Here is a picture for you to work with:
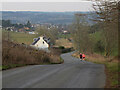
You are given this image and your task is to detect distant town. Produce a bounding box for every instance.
[1,19,70,35]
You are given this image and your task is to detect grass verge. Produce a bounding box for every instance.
[2,40,63,70]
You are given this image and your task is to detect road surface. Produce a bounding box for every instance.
[2,52,106,88]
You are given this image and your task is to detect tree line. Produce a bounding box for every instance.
[72,0,119,58]
[2,20,32,29]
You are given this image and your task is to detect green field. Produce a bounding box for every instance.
[58,33,71,39]
[3,30,73,47]
[3,30,38,45]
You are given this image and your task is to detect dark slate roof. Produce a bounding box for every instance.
[43,36,50,44]
[32,37,40,45]
[31,36,51,45]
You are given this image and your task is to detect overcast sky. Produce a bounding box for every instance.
[2,1,94,12]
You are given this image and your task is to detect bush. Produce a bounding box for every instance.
[94,40,104,54]
[59,46,65,49]
[2,40,62,69]
[2,41,35,65]
[51,46,74,54]
[61,48,73,53]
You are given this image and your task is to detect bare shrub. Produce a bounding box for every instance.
[2,40,35,65]
[2,40,62,68]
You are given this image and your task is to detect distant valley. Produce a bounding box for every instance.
[2,11,96,25]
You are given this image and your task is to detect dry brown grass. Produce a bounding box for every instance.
[2,40,62,69]
[2,40,35,65]
[55,38,73,48]
[72,51,118,63]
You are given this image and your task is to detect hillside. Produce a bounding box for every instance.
[2,11,96,25]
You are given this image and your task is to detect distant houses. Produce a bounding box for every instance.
[30,36,50,50]
[62,30,70,34]
[2,20,36,33]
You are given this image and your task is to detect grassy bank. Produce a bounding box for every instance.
[55,38,73,48]
[2,40,63,70]
[72,52,119,88]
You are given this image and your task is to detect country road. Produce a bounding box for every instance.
[2,52,106,88]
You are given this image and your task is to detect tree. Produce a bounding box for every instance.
[49,27,59,40]
[94,40,104,54]
[89,23,101,34]
[26,20,31,28]
[36,26,58,44]
[93,0,118,57]
[18,24,24,28]
[2,20,12,28]
[72,14,92,53]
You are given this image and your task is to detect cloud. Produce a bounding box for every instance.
[2,2,94,12]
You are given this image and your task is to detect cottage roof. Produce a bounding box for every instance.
[32,37,40,45]
[31,36,50,45]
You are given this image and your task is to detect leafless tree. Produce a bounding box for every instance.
[72,14,92,53]
[36,26,58,44]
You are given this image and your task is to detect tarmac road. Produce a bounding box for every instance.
[2,52,106,88]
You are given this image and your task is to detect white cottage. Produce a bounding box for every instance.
[30,36,50,50]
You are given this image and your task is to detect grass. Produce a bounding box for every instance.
[2,64,26,70]
[72,52,119,88]
[2,40,63,70]
[104,62,118,88]
[58,33,71,39]
[0,66,2,70]
[3,30,37,45]
[10,32,38,45]
[55,38,73,48]
[111,48,118,57]
[3,30,74,48]
[60,57,64,63]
